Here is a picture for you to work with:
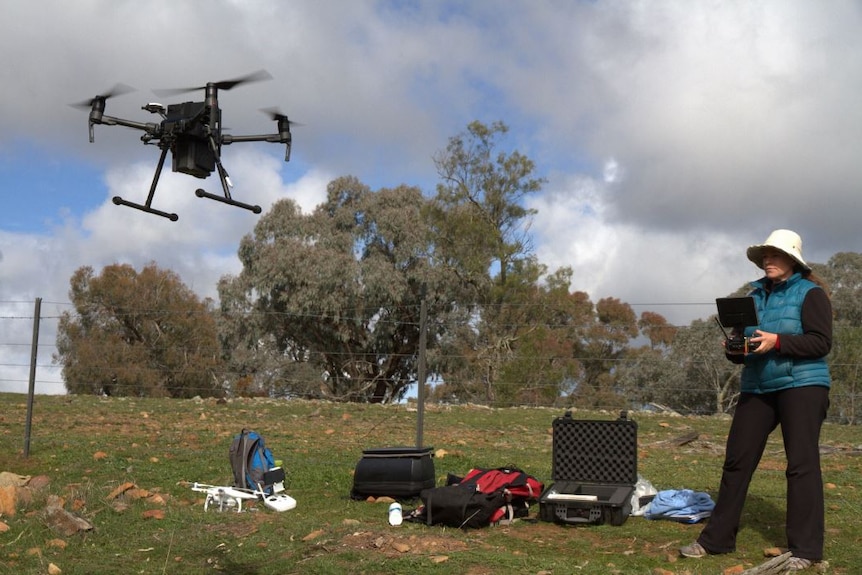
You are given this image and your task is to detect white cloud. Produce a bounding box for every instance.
[530,170,755,326]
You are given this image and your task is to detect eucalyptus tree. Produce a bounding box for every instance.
[218,176,461,403]
[429,120,553,404]
[666,319,742,414]
[55,263,224,398]
[431,120,545,289]
[612,311,678,410]
[431,262,590,406]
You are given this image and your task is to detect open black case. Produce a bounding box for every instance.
[539,411,637,526]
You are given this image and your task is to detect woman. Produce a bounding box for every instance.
[680,229,832,571]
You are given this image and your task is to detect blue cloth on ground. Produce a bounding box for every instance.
[644,489,715,523]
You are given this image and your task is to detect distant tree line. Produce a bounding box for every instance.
[54,121,862,424]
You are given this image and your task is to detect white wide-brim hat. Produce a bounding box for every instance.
[746,229,810,271]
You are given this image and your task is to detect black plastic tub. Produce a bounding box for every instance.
[351,446,436,499]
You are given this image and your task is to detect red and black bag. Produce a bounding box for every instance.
[412,467,544,528]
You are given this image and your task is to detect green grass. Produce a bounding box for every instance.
[1,393,860,574]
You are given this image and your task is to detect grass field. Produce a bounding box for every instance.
[1,393,860,574]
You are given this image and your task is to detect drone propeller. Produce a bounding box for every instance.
[258,108,299,162]
[69,83,135,109]
[71,84,137,144]
[261,106,287,121]
[260,107,302,125]
[153,70,273,97]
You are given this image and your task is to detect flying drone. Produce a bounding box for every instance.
[72,70,296,221]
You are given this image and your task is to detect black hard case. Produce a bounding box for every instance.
[539,411,637,526]
[351,446,435,499]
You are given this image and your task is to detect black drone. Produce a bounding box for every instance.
[72,70,295,221]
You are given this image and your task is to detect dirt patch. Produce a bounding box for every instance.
[757,458,786,471]
[202,510,270,538]
[339,529,469,557]
[204,521,260,538]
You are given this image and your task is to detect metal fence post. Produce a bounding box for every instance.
[24,297,41,458]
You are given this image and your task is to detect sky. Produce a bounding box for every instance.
[2,1,861,395]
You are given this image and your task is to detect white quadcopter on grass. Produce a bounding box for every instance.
[190,467,297,513]
[191,483,259,512]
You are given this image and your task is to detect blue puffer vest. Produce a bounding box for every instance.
[741,273,831,393]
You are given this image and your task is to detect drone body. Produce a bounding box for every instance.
[164,100,216,178]
[190,483,258,513]
[73,71,295,221]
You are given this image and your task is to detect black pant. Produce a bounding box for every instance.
[698,386,829,561]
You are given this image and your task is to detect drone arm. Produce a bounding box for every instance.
[221,133,280,143]
[95,114,161,134]
[221,132,292,161]
[88,114,161,144]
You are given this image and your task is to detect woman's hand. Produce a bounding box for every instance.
[749,330,778,353]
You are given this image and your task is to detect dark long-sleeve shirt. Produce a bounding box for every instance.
[777,287,832,358]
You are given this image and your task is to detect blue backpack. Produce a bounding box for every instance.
[229,429,276,493]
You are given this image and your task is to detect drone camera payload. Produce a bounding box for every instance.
[164,101,214,178]
[71,70,296,221]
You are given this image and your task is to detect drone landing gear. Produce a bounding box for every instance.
[195,189,262,214]
[111,137,262,220]
[112,196,179,221]
[194,133,262,214]
[112,146,180,221]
